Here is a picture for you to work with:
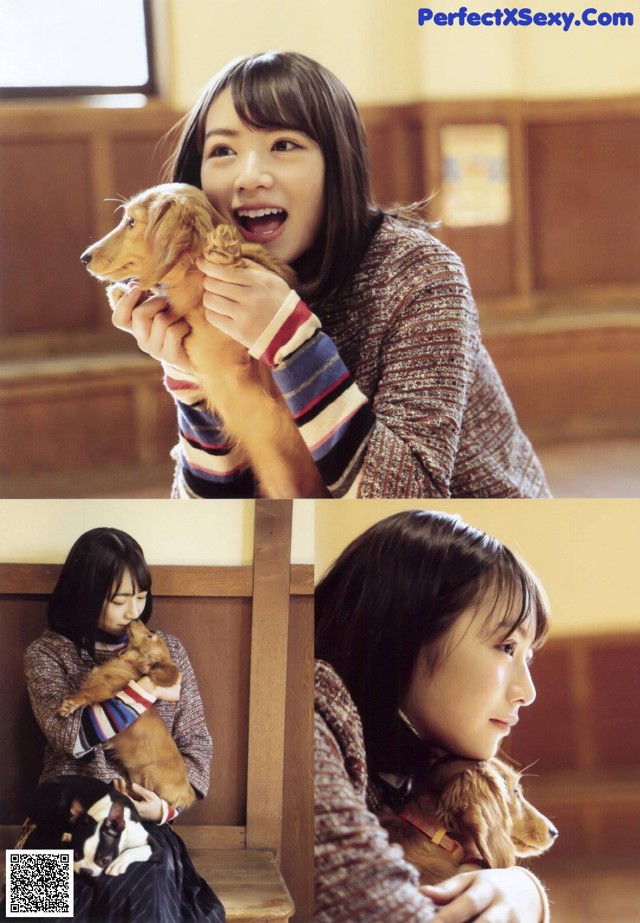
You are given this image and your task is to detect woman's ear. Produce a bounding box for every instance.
[437,762,516,868]
[146,192,213,282]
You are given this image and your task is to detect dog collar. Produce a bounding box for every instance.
[399,805,486,867]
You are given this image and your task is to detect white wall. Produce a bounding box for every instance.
[165,0,640,108]
[314,500,640,637]
[0,500,313,565]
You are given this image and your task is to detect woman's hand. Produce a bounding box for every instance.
[421,868,545,923]
[113,779,164,823]
[111,282,193,372]
[137,674,182,702]
[197,257,292,350]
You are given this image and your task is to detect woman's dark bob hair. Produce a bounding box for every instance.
[315,509,549,774]
[164,51,377,304]
[48,527,152,658]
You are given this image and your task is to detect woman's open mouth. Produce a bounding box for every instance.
[234,207,287,243]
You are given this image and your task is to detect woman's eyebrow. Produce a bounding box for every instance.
[204,128,239,140]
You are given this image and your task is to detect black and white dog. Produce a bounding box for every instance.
[27,775,160,877]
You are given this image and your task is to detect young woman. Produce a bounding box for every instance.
[112,51,550,500]
[314,509,551,923]
[22,527,224,923]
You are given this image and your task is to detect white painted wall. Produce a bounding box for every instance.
[314,499,640,636]
[165,0,640,108]
[0,500,314,565]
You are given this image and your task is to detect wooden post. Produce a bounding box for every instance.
[246,500,293,856]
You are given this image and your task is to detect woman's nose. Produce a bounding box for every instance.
[510,661,536,707]
[234,151,273,193]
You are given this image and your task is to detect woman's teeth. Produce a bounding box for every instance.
[236,207,285,219]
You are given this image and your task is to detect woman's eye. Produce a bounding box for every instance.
[272,139,298,152]
[500,641,516,656]
[207,145,234,158]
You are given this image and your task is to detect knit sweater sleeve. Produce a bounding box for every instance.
[356,263,479,498]
[253,252,480,497]
[163,364,257,498]
[315,710,437,923]
[24,637,92,757]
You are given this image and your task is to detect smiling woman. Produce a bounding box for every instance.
[200,88,325,265]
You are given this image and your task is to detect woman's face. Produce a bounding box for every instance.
[401,597,538,761]
[200,88,325,265]
[99,569,148,636]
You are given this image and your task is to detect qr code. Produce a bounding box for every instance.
[6,850,74,917]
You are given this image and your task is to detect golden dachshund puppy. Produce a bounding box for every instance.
[59,619,196,811]
[380,757,558,885]
[80,182,327,499]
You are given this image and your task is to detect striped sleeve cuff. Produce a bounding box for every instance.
[158,799,181,825]
[271,332,375,494]
[74,680,157,754]
[248,291,321,367]
[163,363,206,406]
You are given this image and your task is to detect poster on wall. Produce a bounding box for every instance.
[440,123,511,227]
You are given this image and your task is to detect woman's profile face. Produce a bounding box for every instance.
[401,597,537,760]
[99,568,148,636]
[200,87,325,266]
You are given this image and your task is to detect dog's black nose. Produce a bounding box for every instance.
[80,250,92,265]
[549,824,559,839]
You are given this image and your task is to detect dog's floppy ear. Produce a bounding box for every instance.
[145,190,214,282]
[437,762,516,868]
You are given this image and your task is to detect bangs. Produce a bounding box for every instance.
[229,63,319,140]
[195,54,321,153]
[105,533,152,599]
[477,549,550,648]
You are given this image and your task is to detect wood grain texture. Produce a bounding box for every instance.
[246,500,293,854]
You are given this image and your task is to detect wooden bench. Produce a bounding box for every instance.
[1,829,293,922]
[0,501,312,921]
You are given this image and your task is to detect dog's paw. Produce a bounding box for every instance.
[58,697,81,717]
[105,855,131,877]
[106,282,131,310]
[204,225,244,266]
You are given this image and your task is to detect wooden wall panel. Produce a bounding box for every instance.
[0,139,96,335]
[282,595,314,923]
[590,643,640,768]
[112,136,170,201]
[152,595,252,827]
[443,224,515,298]
[502,645,576,771]
[528,119,640,290]
[506,633,640,777]
[362,106,426,208]
[0,600,50,824]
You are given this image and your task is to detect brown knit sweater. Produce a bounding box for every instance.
[318,217,551,497]
[24,629,213,800]
[315,659,437,922]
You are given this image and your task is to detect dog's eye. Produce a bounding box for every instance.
[127,216,135,228]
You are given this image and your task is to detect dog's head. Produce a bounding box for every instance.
[434,757,558,868]
[71,794,133,877]
[127,620,180,687]
[80,182,228,288]
[27,775,150,877]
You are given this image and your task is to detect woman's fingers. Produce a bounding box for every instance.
[421,868,540,923]
[422,873,493,921]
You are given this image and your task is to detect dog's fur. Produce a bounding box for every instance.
[380,757,557,885]
[80,182,327,499]
[27,774,160,877]
[59,620,196,811]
